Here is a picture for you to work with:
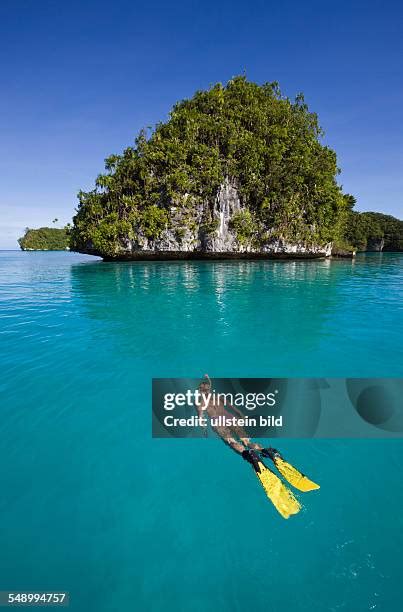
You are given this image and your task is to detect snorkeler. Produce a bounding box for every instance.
[197,374,263,453]
[197,374,320,519]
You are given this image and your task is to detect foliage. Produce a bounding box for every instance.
[200,217,220,235]
[18,227,69,250]
[229,210,258,244]
[140,205,168,239]
[71,76,353,256]
[345,211,403,251]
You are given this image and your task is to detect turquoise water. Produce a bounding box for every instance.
[0,251,402,611]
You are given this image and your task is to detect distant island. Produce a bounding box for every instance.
[346,211,402,252]
[18,226,69,251]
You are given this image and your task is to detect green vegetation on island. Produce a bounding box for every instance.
[71,77,354,258]
[345,211,403,251]
[18,226,70,251]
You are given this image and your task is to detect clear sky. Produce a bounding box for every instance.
[0,0,402,248]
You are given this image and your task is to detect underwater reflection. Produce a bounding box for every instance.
[69,259,344,370]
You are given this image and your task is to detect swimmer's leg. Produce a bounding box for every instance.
[214,425,246,454]
[224,436,246,454]
[232,425,263,451]
[240,438,263,451]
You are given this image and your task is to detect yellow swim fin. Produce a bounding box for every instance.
[262,448,320,492]
[255,461,302,519]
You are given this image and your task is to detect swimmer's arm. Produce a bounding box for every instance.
[203,373,212,387]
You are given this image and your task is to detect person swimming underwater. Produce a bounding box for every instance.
[197,374,264,454]
[196,374,320,519]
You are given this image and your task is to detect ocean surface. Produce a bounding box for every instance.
[0,251,402,612]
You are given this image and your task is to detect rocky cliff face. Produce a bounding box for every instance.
[95,180,332,260]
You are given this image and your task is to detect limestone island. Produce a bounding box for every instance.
[70,77,396,261]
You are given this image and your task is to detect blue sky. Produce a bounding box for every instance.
[0,0,402,248]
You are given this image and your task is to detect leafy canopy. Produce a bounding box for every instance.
[18,227,69,251]
[345,211,403,251]
[71,76,351,256]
